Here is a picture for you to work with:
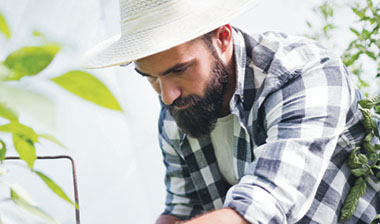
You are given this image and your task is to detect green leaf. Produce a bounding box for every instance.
[365,51,376,60]
[38,133,66,148]
[0,101,18,122]
[0,139,6,162]
[352,7,366,19]
[351,168,367,177]
[371,213,380,224]
[364,141,376,153]
[4,44,60,80]
[51,70,122,111]
[13,134,36,169]
[10,185,57,224]
[339,177,367,222]
[364,133,374,142]
[350,27,361,37]
[358,154,369,165]
[360,108,374,132]
[0,122,39,143]
[344,52,361,67]
[34,170,78,209]
[0,12,10,39]
[348,147,363,169]
[372,120,379,138]
[306,21,312,28]
[0,83,56,130]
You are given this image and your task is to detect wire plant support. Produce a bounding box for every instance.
[4,155,81,224]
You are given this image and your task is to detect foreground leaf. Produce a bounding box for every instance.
[371,213,380,224]
[13,134,36,169]
[0,101,18,122]
[10,185,57,224]
[34,170,78,209]
[4,44,60,80]
[0,83,56,130]
[340,177,367,222]
[0,122,39,143]
[51,70,122,111]
[0,12,10,39]
[38,133,66,148]
[0,139,6,162]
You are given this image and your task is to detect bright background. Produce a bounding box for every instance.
[0,0,357,223]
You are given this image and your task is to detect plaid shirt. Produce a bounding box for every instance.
[157,27,379,223]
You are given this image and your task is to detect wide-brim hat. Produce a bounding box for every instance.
[81,0,260,69]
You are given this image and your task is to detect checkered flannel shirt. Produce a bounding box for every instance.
[157,27,380,223]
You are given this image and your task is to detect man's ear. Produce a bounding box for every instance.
[214,24,233,53]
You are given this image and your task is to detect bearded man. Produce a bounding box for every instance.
[81,0,380,223]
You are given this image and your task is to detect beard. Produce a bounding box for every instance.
[166,55,231,138]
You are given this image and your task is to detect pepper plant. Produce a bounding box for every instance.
[0,11,122,223]
[305,0,380,222]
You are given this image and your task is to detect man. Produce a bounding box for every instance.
[82,0,379,223]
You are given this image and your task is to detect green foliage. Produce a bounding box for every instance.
[10,185,57,224]
[0,9,121,222]
[340,93,380,222]
[34,170,78,209]
[0,139,6,162]
[306,0,380,94]
[0,12,10,39]
[340,177,367,222]
[0,101,18,122]
[52,70,122,111]
[3,44,60,80]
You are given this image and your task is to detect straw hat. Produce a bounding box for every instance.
[81,0,259,69]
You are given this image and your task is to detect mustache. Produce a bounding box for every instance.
[169,95,201,108]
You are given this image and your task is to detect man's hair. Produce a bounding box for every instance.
[200,29,218,58]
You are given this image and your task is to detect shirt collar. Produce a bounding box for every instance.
[230,27,247,111]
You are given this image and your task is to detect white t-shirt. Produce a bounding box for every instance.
[210,113,239,185]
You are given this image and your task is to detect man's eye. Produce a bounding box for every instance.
[172,67,188,74]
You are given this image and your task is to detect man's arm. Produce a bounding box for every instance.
[182,208,248,224]
[156,214,182,224]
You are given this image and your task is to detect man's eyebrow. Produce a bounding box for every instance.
[134,68,151,77]
[134,60,194,77]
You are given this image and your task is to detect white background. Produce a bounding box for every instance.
[0,0,363,223]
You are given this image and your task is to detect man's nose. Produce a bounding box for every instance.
[159,78,181,105]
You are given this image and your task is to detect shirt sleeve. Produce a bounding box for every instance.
[223,57,354,223]
[158,111,203,220]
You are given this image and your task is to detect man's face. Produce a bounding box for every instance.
[135,37,231,138]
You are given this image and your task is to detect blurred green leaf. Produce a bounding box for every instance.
[371,213,380,224]
[0,122,39,143]
[4,44,60,80]
[38,133,66,149]
[0,83,56,131]
[0,101,18,122]
[52,70,122,111]
[0,139,6,162]
[0,12,10,39]
[350,27,361,37]
[34,170,78,209]
[13,134,36,169]
[32,30,43,37]
[10,185,57,224]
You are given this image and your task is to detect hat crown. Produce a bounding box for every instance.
[119,0,173,21]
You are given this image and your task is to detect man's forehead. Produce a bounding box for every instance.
[134,39,203,73]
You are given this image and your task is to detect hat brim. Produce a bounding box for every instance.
[81,0,260,69]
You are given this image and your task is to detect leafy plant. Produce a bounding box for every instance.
[340,94,380,223]
[306,0,380,96]
[0,11,122,222]
[305,0,380,222]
